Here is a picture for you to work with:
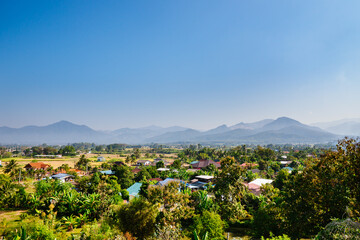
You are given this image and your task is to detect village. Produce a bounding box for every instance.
[2,142,348,240]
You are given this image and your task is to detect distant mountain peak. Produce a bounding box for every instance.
[50,120,76,126]
[139,125,163,131]
[230,119,274,130]
[261,117,303,131]
[275,117,300,122]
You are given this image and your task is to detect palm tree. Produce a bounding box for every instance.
[4,159,18,173]
[0,181,15,202]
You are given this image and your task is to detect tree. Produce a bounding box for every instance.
[272,169,290,191]
[4,159,18,174]
[134,168,152,182]
[59,146,76,156]
[172,159,182,169]
[244,170,257,182]
[134,148,141,159]
[75,155,90,170]
[213,157,249,223]
[31,146,43,156]
[115,197,158,239]
[156,161,165,169]
[113,165,134,189]
[194,211,225,240]
[279,138,360,238]
[43,146,57,155]
[147,181,194,226]
[314,218,360,240]
[191,190,214,214]
[255,147,276,171]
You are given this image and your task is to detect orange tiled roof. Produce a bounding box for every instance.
[25,162,50,170]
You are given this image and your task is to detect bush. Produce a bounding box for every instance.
[261,234,291,240]
[120,189,129,201]
[194,211,225,240]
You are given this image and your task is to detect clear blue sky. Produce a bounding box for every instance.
[1,0,360,130]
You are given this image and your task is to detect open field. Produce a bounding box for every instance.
[0,210,27,233]
[0,152,177,170]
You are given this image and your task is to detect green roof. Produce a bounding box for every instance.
[127,182,142,197]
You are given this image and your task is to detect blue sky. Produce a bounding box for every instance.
[1,0,360,130]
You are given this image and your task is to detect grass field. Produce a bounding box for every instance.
[0,152,176,170]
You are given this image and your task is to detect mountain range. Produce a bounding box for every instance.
[1,117,359,145]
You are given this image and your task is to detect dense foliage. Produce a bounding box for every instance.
[0,138,359,239]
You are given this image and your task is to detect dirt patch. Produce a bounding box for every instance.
[0,210,26,221]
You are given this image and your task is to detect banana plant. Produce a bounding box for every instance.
[193,230,208,240]
[62,215,78,231]
[75,213,88,227]
[14,226,31,240]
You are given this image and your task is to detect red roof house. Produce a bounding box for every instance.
[24,162,50,170]
[191,159,221,169]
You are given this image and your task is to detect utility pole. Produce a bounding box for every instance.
[18,169,21,184]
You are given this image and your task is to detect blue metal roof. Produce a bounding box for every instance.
[127,182,142,197]
[51,173,72,179]
[100,170,115,175]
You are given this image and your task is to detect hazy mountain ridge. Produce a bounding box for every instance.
[312,119,360,136]
[144,117,339,144]
[0,121,110,145]
[325,122,360,136]
[0,117,345,145]
[229,119,274,130]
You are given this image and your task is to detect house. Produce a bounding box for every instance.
[282,167,293,173]
[195,175,214,183]
[279,161,292,166]
[24,162,50,171]
[51,173,74,183]
[127,182,142,199]
[249,178,273,186]
[245,178,274,196]
[191,159,221,169]
[187,180,208,190]
[34,155,62,158]
[157,168,178,173]
[131,168,141,174]
[97,156,105,162]
[157,167,170,172]
[136,160,151,166]
[148,178,162,183]
[55,168,84,176]
[151,159,170,167]
[100,170,115,175]
[156,178,184,187]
